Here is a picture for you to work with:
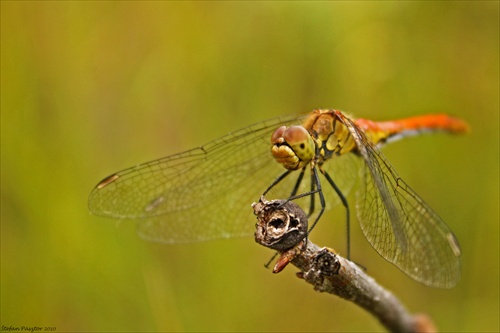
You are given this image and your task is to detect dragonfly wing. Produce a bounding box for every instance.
[88,114,310,243]
[137,157,289,243]
[339,115,461,288]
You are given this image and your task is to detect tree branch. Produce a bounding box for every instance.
[252,197,437,333]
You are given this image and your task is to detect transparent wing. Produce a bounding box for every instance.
[88,113,358,244]
[340,115,461,288]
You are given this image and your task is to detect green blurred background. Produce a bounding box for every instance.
[1,2,498,332]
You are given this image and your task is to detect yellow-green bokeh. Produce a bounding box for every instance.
[1,2,498,332]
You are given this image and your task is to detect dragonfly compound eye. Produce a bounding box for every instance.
[283,126,315,162]
[271,125,315,170]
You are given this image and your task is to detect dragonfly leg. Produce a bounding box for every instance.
[289,167,316,217]
[320,168,351,261]
[305,166,326,234]
[264,252,279,269]
[308,170,316,217]
[262,170,292,196]
[290,167,306,197]
[301,169,318,250]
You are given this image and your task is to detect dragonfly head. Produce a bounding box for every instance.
[271,125,315,170]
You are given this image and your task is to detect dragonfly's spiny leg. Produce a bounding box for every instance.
[321,168,351,260]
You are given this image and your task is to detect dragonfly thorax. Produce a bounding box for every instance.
[270,125,316,170]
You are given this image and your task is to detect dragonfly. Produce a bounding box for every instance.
[89,109,468,288]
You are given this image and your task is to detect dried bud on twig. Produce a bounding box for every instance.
[253,196,307,251]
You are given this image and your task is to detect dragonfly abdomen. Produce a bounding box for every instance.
[355,114,469,146]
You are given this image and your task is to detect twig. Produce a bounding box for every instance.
[252,197,437,333]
